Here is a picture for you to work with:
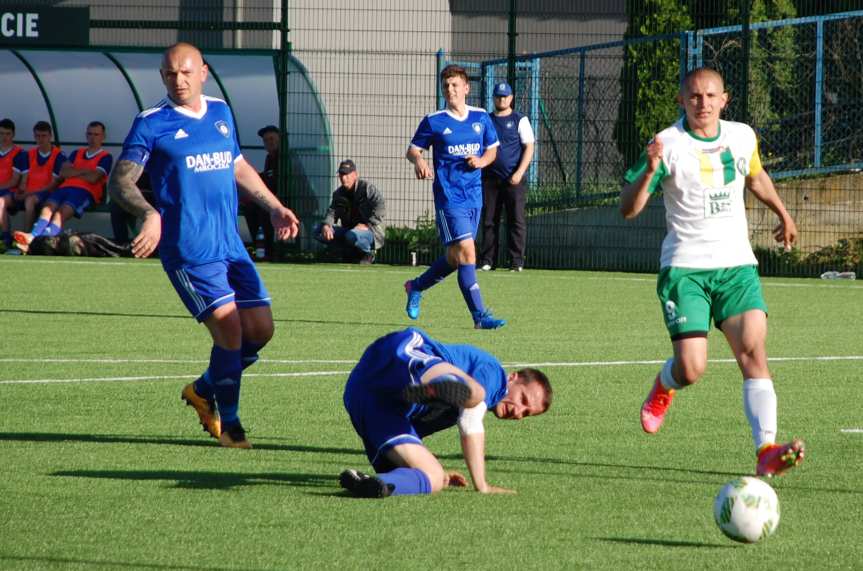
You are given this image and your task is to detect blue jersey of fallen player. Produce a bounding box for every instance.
[118,95,246,270]
[403,329,509,438]
[409,106,499,210]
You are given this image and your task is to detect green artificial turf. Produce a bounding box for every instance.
[1,257,861,569]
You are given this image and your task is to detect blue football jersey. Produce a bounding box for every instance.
[410,106,499,209]
[118,96,246,270]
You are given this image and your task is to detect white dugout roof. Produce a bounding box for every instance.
[0,48,333,209]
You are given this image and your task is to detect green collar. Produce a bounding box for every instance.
[683,119,721,142]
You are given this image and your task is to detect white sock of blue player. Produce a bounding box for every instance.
[413,256,454,290]
[659,357,685,390]
[377,467,432,495]
[742,378,777,451]
[457,264,485,315]
[208,345,243,427]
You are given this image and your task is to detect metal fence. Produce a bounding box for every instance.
[7,1,862,276]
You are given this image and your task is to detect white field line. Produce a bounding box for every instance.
[840,429,863,434]
[3,257,861,288]
[0,371,349,385]
[0,358,356,365]
[585,276,863,289]
[1,355,861,385]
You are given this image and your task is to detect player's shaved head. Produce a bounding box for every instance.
[160,42,208,109]
[162,42,203,68]
[682,67,725,95]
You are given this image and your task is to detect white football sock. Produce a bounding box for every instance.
[659,358,683,390]
[743,378,777,452]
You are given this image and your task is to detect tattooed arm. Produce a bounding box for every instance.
[234,157,300,240]
[108,159,160,258]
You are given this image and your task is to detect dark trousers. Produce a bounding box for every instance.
[479,176,526,268]
[244,202,275,258]
[110,191,156,244]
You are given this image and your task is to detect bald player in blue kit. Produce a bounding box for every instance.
[108,42,300,449]
[404,65,507,330]
[340,328,552,498]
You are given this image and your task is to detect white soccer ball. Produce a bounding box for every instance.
[713,476,780,543]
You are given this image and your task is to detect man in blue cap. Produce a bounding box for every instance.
[479,81,535,272]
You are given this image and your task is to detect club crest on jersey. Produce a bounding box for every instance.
[472,122,483,133]
[215,120,230,138]
[736,157,748,175]
[506,121,514,129]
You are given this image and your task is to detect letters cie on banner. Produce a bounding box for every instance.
[0,7,89,47]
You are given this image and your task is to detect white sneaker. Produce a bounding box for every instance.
[480,264,492,271]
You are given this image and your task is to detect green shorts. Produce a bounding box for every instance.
[656,265,767,340]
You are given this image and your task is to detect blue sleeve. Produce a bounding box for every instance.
[482,112,499,149]
[410,116,433,150]
[14,152,27,172]
[97,153,113,174]
[118,116,153,166]
[228,112,242,159]
[54,151,68,175]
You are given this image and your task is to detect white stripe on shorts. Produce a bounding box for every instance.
[437,208,451,243]
[176,269,206,314]
[371,433,423,466]
[196,293,235,319]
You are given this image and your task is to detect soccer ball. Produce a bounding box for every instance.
[713,476,780,543]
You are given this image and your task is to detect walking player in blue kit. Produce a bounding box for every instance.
[340,328,552,498]
[108,42,300,449]
[404,65,506,329]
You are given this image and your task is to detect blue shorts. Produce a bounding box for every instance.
[46,186,93,218]
[166,254,271,322]
[1,190,49,214]
[436,207,480,245]
[343,328,445,472]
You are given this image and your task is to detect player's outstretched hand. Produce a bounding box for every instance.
[444,471,468,487]
[646,135,663,172]
[271,206,300,241]
[132,211,161,258]
[773,215,798,251]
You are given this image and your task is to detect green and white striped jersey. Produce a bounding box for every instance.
[624,118,763,269]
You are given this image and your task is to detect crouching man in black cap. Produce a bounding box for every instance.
[314,159,386,264]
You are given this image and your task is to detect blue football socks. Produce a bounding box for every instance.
[42,222,62,237]
[413,255,454,291]
[207,345,243,426]
[378,467,432,496]
[1,231,10,247]
[30,218,50,237]
[457,264,485,314]
[241,340,265,370]
[193,370,214,400]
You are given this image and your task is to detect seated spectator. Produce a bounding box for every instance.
[241,125,279,260]
[110,170,155,247]
[5,121,65,252]
[0,118,28,249]
[14,121,112,252]
[313,159,385,264]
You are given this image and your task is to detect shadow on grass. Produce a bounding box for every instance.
[594,537,734,549]
[0,553,271,570]
[0,307,405,327]
[52,468,333,491]
[0,431,363,456]
[437,452,742,478]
